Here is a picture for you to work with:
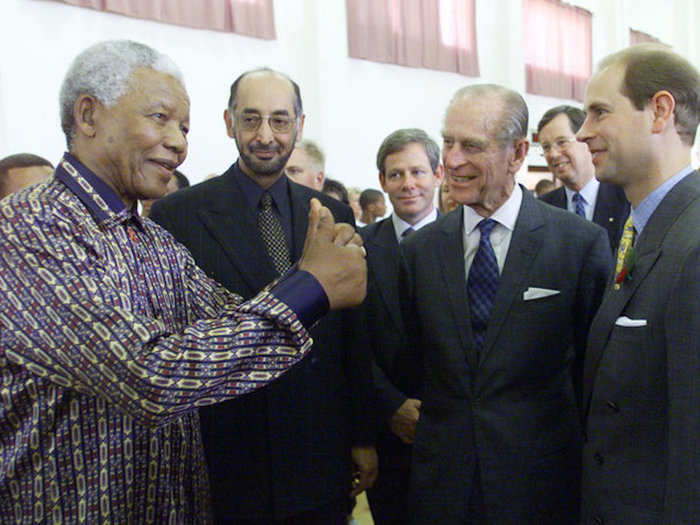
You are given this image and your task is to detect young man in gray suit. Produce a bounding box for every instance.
[577,44,700,524]
[400,84,612,523]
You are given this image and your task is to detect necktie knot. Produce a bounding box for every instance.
[401,227,415,242]
[260,191,273,210]
[477,218,497,238]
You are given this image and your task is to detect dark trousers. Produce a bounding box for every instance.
[367,462,411,525]
[225,498,347,525]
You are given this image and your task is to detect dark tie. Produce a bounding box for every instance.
[572,192,586,218]
[400,227,415,242]
[257,191,292,275]
[467,219,500,353]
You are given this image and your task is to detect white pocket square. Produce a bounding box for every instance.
[523,287,560,301]
[615,316,647,327]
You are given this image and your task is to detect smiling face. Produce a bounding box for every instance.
[538,113,594,191]
[285,147,323,190]
[441,95,526,217]
[577,63,653,191]
[86,67,189,208]
[379,141,442,224]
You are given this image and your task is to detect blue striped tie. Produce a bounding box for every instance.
[572,192,586,218]
[467,219,500,353]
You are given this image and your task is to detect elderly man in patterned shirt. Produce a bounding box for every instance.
[0,40,367,524]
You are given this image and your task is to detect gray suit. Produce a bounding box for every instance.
[581,172,700,523]
[401,189,612,524]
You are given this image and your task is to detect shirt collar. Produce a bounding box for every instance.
[233,160,290,214]
[462,183,522,234]
[55,152,138,226]
[391,207,438,242]
[564,176,599,206]
[631,164,693,236]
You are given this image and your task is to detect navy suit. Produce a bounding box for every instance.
[150,162,373,522]
[400,190,612,523]
[540,183,629,255]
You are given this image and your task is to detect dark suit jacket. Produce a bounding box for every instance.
[540,182,629,254]
[581,172,700,524]
[150,162,373,521]
[400,190,612,524]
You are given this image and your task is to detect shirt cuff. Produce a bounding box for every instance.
[269,267,329,329]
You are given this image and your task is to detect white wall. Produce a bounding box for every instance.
[1,0,699,192]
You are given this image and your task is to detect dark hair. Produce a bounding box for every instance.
[534,178,556,197]
[172,170,190,189]
[376,128,440,174]
[228,67,303,117]
[537,105,585,134]
[359,189,384,210]
[599,44,700,146]
[322,178,349,204]
[0,153,53,197]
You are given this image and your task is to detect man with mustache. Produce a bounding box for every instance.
[150,68,377,524]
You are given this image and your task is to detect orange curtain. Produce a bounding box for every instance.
[346,0,479,77]
[524,0,591,101]
[55,0,276,39]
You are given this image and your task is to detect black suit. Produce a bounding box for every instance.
[359,216,432,524]
[540,183,629,254]
[581,172,700,523]
[400,190,612,524]
[150,162,373,522]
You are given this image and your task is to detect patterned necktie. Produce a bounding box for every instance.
[257,191,292,276]
[467,219,500,352]
[400,227,415,242]
[572,192,586,218]
[614,215,636,290]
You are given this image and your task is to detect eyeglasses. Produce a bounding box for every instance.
[539,137,577,157]
[236,113,297,133]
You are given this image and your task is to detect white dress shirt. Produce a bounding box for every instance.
[391,208,438,243]
[564,177,599,221]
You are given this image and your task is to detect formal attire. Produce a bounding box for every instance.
[150,162,373,523]
[540,180,629,255]
[400,186,612,524]
[360,209,439,525]
[581,168,700,524]
[0,154,327,524]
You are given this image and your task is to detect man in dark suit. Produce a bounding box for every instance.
[537,105,629,254]
[360,128,443,524]
[150,68,377,524]
[401,84,612,524]
[576,44,700,523]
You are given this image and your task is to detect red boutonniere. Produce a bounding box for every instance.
[615,247,635,287]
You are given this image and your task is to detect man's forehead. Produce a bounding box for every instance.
[443,96,498,138]
[583,64,624,108]
[237,72,296,111]
[127,67,190,106]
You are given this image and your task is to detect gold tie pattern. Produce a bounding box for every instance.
[614,215,636,289]
[258,191,292,275]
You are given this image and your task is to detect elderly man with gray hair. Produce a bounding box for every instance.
[0,40,366,523]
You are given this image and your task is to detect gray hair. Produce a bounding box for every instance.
[449,84,528,146]
[376,128,441,174]
[59,40,184,147]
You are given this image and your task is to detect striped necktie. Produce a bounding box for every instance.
[467,219,500,353]
[572,192,586,218]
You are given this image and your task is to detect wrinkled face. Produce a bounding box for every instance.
[442,96,524,217]
[577,63,652,188]
[539,113,594,190]
[225,73,302,182]
[379,142,442,224]
[91,67,189,206]
[2,165,53,198]
[285,147,323,190]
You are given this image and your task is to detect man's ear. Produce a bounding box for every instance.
[224,109,235,138]
[434,164,445,186]
[73,94,100,139]
[378,172,387,192]
[650,90,675,135]
[295,113,306,143]
[507,139,529,176]
[315,170,325,190]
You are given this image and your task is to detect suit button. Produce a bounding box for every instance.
[606,400,620,412]
[594,452,604,465]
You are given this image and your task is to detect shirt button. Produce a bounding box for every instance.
[594,452,604,465]
[606,400,620,412]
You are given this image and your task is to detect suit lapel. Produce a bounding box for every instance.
[289,182,311,261]
[196,169,278,291]
[367,219,403,331]
[582,172,700,414]
[479,191,544,365]
[437,211,478,370]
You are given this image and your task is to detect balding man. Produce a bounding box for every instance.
[285,138,325,190]
[0,152,53,198]
[151,68,376,524]
[400,84,611,523]
[578,44,700,524]
[0,41,366,524]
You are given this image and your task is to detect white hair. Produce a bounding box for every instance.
[59,40,184,146]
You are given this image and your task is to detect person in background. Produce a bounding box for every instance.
[323,177,350,204]
[141,169,189,216]
[534,178,555,198]
[438,177,459,213]
[348,187,363,221]
[358,188,386,227]
[285,138,325,191]
[0,152,53,198]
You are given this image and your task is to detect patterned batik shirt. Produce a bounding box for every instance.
[0,154,324,524]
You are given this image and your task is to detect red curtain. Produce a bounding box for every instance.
[524,0,591,101]
[54,0,276,39]
[630,29,660,45]
[346,0,480,77]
